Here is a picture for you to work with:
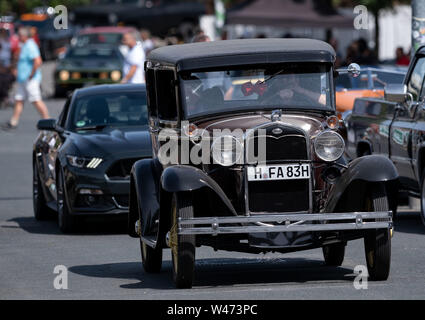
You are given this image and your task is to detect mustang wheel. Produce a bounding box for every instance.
[322,242,345,266]
[33,162,50,220]
[169,193,195,289]
[364,183,391,281]
[420,169,425,227]
[57,169,76,233]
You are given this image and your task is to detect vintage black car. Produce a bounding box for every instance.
[33,84,151,232]
[128,39,397,288]
[346,45,425,226]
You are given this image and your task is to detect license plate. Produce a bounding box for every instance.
[247,164,310,181]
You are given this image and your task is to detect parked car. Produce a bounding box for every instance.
[345,46,425,226]
[71,0,205,39]
[33,84,151,233]
[70,26,137,50]
[128,39,397,288]
[335,67,406,112]
[54,44,124,97]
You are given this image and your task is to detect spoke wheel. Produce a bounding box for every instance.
[170,193,195,289]
[33,162,50,220]
[57,169,75,233]
[364,183,391,281]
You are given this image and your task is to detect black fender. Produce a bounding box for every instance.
[161,165,237,216]
[325,155,399,213]
[128,158,161,238]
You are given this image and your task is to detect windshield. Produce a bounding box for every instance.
[70,92,148,131]
[66,47,121,60]
[75,33,123,46]
[180,63,333,118]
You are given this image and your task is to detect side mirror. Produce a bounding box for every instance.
[347,63,361,78]
[385,84,407,103]
[37,119,60,132]
[335,63,361,78]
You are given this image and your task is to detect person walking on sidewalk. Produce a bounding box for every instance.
[2,27,49,130]
[120,31,145,84]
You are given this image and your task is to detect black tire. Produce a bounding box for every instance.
[57,169,76,233]
[420,169,425,227]
[364,183,391,281]
[322,242,345,266]
[141,239,163,273]
[33,162,50,220]
[170,193,195,289]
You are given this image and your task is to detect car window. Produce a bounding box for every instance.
[69,92,148,130]
[58,98,71,128]
[66,47,121,59]
[74,33,123,46]
[407,58,425,101]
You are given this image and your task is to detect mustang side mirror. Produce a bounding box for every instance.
[37,119,63,133]
[385,84,407,103]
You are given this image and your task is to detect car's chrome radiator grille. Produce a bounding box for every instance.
[246,125,310,213]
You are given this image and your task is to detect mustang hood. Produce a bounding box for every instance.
[73,126,152,158]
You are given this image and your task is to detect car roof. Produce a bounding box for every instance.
[74,84,146,98]
[78,26,137,35]
[148,38,335,72]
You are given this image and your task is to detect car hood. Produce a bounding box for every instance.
[72,126,152,159]
[195,112,327,138]
[57,58,122,71]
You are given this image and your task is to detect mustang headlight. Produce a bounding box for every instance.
[211,135,243,166]
[66,155,103,169]
[314,131,345,162]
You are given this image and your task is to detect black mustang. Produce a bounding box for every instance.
[33,84,151,232]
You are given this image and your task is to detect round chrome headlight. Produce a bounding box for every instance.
[211,135,243,166]
[314,131,345,162]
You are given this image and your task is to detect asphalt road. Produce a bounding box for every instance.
[1,70,425,299]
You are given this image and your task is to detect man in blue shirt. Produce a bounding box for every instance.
[3,26,49,129]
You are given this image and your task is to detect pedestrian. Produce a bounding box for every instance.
[120,31,146,84]
[140,29,154,55]
[0,28,11,68]
[2,27,49,130]
[396,47,410,66]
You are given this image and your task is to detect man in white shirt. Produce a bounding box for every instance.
[121,31,145,84]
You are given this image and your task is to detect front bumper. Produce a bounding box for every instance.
[178,211,392,236]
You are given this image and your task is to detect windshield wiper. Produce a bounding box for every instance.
[260,69,285,84]
[75,124,108,131]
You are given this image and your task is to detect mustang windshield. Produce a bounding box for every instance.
[180,63,333,118]
[70,92,148,131]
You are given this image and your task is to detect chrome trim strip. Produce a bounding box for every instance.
[111,196,129,210]
[177,211,392,235]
